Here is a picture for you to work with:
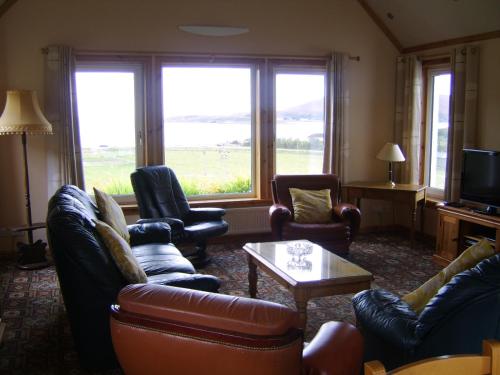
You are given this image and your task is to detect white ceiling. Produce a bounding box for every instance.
[365,0,500,48]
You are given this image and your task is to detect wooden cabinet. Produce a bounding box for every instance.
[434,205,500,266]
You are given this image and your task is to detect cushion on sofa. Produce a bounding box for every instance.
[95,220,147,284]
[94,187,130,243]
[403,238,495,313]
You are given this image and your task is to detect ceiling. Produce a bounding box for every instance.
[362,0,500,52]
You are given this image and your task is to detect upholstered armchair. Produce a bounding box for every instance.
[131,166,229,267]
[111,284,364,375]
[269,174,361,256]
[353,252,500,371]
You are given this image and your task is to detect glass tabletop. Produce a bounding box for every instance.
[243,240,372,283]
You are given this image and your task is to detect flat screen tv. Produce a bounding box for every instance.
[460,149,500,214]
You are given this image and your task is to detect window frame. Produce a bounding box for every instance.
[74,57,149,203]
[272,65,328,176]
[422,65,451,199]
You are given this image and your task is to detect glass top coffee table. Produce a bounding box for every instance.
[243,240,373,329]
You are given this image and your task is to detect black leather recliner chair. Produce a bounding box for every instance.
[352,252,500,371]
[46,185,220,371]
[131,166,229,266]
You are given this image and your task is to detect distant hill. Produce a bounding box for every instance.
[166,99,324,123]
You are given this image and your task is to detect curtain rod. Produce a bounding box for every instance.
[42,46,361,62]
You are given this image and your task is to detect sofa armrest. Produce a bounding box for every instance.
[302,321,363,375]
[269,204,292,240]
[186,207,226,223]
[352,289,419,350]
[332,203,361,239]
[128,222,171,246]
[136,217,184,233]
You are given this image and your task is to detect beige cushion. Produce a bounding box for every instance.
[94,220,147,284]
[289,188,333,224]
[93,187,130,243]
[403,238,496,314]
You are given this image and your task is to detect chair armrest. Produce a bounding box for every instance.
[136,217,184,233]
[269,204,292,240]
[302,321,363,375]
[186,207,226,223]
[352,289,419,350]
[332,203,361,239]
[127,222,171,246]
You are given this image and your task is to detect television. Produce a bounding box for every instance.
[460,149,500,215]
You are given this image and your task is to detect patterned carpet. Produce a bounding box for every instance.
[0,232,440,374]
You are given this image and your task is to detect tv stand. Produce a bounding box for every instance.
[434,204,500,266]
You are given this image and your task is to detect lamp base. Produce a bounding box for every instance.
[386,180,396,187]
[16,239,51,270]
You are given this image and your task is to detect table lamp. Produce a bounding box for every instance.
[376,142,405,187]
[0,90,53,269]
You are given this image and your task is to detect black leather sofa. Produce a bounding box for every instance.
[46,185,220,371]
[352,252,500,370]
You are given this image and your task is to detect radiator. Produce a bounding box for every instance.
[224,206,271,235]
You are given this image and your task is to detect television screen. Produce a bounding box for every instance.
[461,149,500,208]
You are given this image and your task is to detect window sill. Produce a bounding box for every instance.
[121,198,273,215]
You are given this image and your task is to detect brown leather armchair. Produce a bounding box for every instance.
[110,284,363,375]
[270,174,361,256]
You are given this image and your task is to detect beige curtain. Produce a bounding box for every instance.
[44,45,83,193]
[394,55,423,184]
[323,52,350,182]
[444,46,479,201]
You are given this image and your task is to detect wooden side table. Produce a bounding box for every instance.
[6,222,50,269]
[343,182,427,248]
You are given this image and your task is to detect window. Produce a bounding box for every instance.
[75,63,144,196]
[274,70,326,175]
[73,54,331,203]
[162,65,255,198]
[424,69,451,196]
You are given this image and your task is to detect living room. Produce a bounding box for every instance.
[1,0,500,374]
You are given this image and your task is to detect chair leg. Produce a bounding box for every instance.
[186,241,211,269]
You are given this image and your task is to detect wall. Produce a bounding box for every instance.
[0,0,398,250]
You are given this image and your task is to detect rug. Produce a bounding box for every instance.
[0,232,439,374]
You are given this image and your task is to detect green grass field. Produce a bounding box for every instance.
[82,146,323,196]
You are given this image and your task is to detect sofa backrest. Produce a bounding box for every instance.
[46,184,125,369]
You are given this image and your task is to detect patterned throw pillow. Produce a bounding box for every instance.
[94,220,147,284]
[403,238,496,314]
[289,188,333,224]
[93,187,130,243]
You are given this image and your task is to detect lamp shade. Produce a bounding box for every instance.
[376,142,405,162]
[0,90,53,135]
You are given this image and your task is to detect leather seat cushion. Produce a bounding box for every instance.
[147,272,221,292]
[132,243,195,275]
[184,221,229,241]
[282,221,348,241]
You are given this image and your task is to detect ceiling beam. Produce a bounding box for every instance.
[357,0,403,53]
[0,0,18,18]
[403,30,500,54]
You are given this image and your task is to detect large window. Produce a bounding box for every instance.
[162,66,254,197]
[424,69,451,196]
[274,70,326,175]
[73,54,331,202]
[75,64,144,196]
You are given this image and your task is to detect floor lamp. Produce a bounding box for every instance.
[0,90,53,269]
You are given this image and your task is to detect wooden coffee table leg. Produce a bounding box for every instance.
[248,255,257,298]
[294,291,309,330]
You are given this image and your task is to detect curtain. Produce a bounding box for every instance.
[323,52,350,183]
[44,45,83,193]
[444,46,479,201]
[394,55,423,185]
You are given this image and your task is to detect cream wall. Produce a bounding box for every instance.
[0,0,398,249]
